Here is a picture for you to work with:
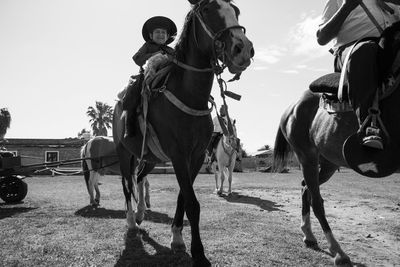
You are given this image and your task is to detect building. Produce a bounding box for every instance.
[3,138,86,174]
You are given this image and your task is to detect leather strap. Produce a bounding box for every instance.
[338,42,358,102]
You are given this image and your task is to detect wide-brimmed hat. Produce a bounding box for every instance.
[142,16,177,44]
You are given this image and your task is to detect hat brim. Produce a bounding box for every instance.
[142,16,177,45]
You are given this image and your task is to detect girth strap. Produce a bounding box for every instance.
[162,89,213,116]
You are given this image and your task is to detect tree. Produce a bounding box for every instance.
[77,128,91,139]
[0,108,11,139]
[86,102,113,136]
[257,144,271,151]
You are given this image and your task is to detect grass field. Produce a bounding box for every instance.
[1,170,399,266]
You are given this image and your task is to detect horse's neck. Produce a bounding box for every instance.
[172,44,214,109]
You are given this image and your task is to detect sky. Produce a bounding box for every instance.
[0,0,333,155]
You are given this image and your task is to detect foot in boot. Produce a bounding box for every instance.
[362,127,383,150]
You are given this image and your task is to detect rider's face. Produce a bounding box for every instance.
[150,28,169,45]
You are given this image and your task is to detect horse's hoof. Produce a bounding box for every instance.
[304,239,318,249]
[334,253,352,267]
[145,201,151,209]
[171,242,186,253]
[135,218,143,226]
[192,255,211,267]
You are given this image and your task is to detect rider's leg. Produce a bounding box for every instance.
[122,75,142,137]
[341,40,383,149]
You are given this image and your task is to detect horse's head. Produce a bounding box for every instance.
[222,119,238,152]
[188,0,254,74]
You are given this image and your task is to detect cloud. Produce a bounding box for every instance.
[254,45,286,65]
[280,69,299,74]
[280,63,330,75]
[288,12,331,59]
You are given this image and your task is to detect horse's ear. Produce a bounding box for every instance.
[188,0,200,4]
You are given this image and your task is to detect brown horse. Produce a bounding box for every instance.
[113,0,253,266]
[273,22,400,266]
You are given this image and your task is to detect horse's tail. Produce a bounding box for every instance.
[272,126,292,173]
[80,141,90,190]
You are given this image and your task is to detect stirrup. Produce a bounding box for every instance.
[362,134,383,150]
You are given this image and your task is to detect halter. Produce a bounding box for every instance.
[191,0,246,74]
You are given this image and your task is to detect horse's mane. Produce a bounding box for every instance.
[174,9,195,61]
[0,108,11,137]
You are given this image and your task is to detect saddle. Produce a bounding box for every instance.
[309,73,353,113]
[134,55,174,163]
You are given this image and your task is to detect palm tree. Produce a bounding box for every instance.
[0,108,11,140]
[86,102,113,136]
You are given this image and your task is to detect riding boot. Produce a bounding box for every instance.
[122,74,144,137]
[346,41,384,149]
[125,110,137,138]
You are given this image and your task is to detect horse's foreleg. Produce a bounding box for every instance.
[88,172,97,206]
[301,157,339,248]
[214,165,219,193]
[144,177,150,209]
[121,176,138,229]
[118,147,139,230]
[227,156,236,196]
[171,154,210,266]
[217,163,225,196]
[302,161,350,265]
[136,179,146,225]
[94,173,101,205]
[301,184,317,247]
[171,191,186,252]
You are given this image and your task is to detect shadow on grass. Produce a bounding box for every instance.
[221,192,284,212]
[75,205,125,219]
[305,242,367,267]
[75,206,189,225]
[0,203,37,220]
[115,228,192,267]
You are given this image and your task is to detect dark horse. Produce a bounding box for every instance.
[113,0,253,266]
[273,22,400,266]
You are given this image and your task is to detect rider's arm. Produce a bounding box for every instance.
[132,43,153,67]
[317,0,360,46]
[383,0,400,5]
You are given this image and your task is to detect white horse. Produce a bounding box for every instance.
[81,136,150,211]
[212,126,239,196]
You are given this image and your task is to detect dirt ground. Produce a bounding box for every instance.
[0,169,399,266]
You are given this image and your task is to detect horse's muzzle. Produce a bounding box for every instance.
[226,34,254,74]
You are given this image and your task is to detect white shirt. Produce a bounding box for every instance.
[321,0,400,49]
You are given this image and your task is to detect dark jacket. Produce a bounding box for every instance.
[132,42,174,67]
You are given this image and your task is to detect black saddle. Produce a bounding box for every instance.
[309,72,349,101]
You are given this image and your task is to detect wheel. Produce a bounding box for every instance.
[0,176,28,203]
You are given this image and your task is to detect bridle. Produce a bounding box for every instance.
[191,0,246,74]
